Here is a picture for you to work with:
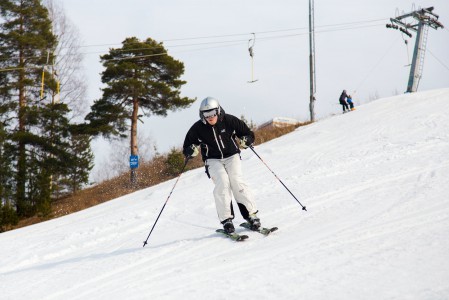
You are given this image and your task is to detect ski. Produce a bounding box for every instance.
[216,229,248,241]
[240,222,278,236]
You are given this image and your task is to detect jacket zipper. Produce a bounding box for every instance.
[218,135,225,149]
[231,130,238,150]
[212,127,224,159]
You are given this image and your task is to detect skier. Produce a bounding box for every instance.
[339,90,350,113]
[347,94,355,111]
[183,97,261,234]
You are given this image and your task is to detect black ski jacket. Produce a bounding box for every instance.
[183,110,255,161]
[339,91,349,104]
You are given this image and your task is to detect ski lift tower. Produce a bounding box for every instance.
[387,7,444,93]
[308,0,316,121]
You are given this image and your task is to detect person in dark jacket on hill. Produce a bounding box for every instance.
[183,97,261,234]
[339,89,350,113]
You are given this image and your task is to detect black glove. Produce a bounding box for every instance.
[184,144,199,158]
[239,135,254,149]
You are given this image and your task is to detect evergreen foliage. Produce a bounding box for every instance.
[1,0,58,216]
[86,37,196,137]
[86,37,195,183]
[60,133,94,194]
[0,123,17,230]
[0,0,94,221]
[0,202,19,232]
[166,148,185,176]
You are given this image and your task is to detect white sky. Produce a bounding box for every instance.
[59,0,449,174]
[2,88,449,299]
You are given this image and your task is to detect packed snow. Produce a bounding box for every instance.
[1,89,449,300]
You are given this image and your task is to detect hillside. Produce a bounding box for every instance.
[1,88,449,300]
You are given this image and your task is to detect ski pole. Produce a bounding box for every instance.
[249,145,307,211]
[142,157,190,247]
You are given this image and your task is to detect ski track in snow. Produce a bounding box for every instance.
[1,89,449,300]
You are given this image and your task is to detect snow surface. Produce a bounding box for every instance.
[1,89,449,300]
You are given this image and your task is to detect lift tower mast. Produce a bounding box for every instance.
[308,0,316,121]
[387,7,444,93]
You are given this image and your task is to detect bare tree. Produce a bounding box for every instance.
[43,0,88,121]
[92,131,156,183]
[368,91,380,102]
[392,88,401,96]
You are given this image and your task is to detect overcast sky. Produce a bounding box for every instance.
[60,0,449,176]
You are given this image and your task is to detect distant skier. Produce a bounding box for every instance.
[339,90,350,113]
[347,94,355,111]
[183,97,261,234]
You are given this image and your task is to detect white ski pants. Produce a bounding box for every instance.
[207,154,257,222]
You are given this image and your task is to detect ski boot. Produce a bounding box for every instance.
[222,218,235,234]
[246,213,261,230]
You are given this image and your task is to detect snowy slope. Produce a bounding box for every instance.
[1,89,449,300]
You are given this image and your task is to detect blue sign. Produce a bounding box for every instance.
[130,155,139,169]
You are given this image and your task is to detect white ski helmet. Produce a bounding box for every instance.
[199,97,221,123]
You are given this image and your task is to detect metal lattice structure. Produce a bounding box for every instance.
[387,7,444,93]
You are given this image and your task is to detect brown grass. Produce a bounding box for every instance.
[10,120,311,231]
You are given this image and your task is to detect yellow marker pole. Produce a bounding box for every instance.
[40,68,45,99]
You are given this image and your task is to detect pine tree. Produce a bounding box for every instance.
[0,202,19,232]
[86,37,196,185]
[62,133,94,194]
[166,148,185,176]
[0,0,95,222]
[0,0,58,216]
[0,123,18,230]
[0,0,73,216]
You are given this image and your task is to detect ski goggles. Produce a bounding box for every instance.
[202,109,218,118]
